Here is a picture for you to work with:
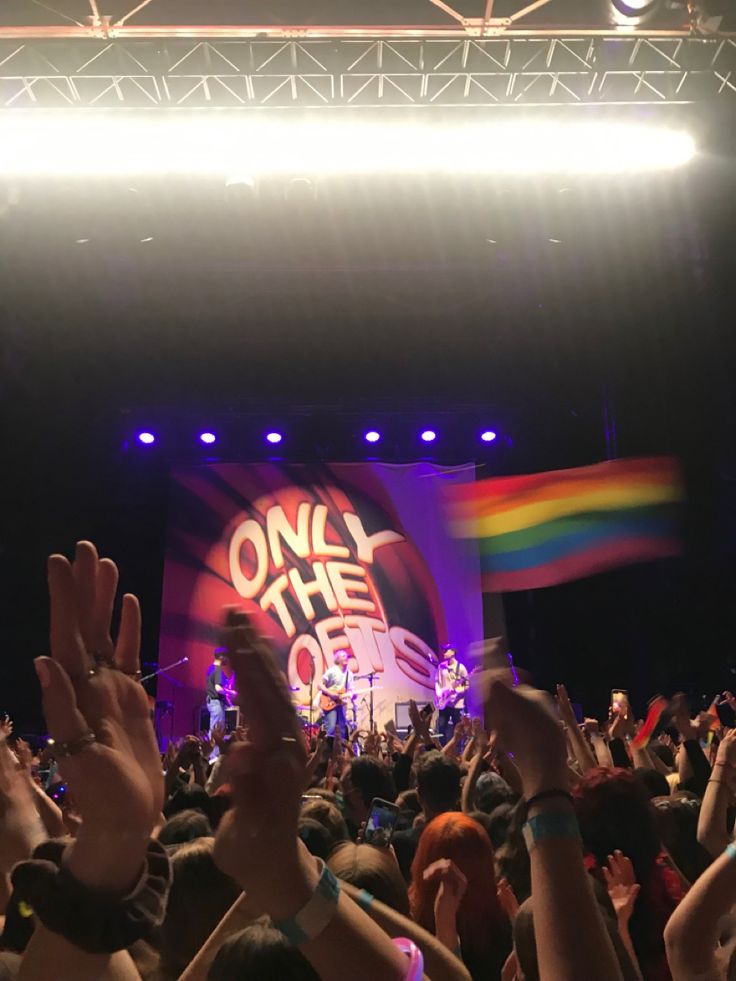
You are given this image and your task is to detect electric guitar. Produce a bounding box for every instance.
[319,685,380,713]
[436,666,479,710]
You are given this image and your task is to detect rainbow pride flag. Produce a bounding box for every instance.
[446,456,684,592]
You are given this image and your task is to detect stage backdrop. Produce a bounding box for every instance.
[158,462,482,740]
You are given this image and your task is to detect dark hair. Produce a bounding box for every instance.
[652,795,711,886]
[346,757,396,810]
[573,768,680,976]
[298,818,337,861]
[158,808,213,846]
[474,770,517,814]
[159,838,241,978]
[415,751,461,815]
[163,783,210,820]
[632,766,670,800]
[208,921,319,981]
[482,802,515,850]
[300,799,349,848]
[495,798,531,904]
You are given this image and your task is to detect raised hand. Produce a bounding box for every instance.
[602,851,640,927]
[15,737,34,773]
[213,609,311,916]
[34,541,163,891]
[671,693,698,742]
[497,877,520,921]
[0,715,13,741]
[482,681,568,799]
[423,857,468,925]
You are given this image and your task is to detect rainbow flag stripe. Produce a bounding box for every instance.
[447,457,684,592]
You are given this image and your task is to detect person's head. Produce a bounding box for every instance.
[409,812,505,964]
[441,644,458,664]
[328,842,410,915]
[207,921,319,981]
[300,798,349,848]
[415,751,461,818]
[652,794,711,886]
[474,770,517,814]
[159,838,241,978]
[633,766,670,800]
[163,783,210,820]
[486,801,514,850]
[495,798,531,904]
[334,649,349,670]
[158,808,213,846]
[297,818,336,860]
[573,768,662,884]
[340,757,395,824]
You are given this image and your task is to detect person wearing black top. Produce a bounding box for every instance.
[205,649,232,755]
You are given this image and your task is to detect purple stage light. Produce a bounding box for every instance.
[420,429,437,443]
[137,431,155,445]
[199,431,217,445]
[480,430,497,442]
[364,430,381,444]
[266,431,283,445]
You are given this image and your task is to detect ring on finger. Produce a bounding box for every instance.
[54,731,97,758]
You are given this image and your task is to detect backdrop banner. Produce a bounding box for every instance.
[158,461,482,740]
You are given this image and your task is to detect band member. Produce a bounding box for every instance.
[319,649,355,738]
[206,647,232,757]
[435,644,468,743]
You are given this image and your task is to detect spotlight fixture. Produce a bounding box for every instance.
[199,432,217,445]
[265,431,283,445]
[480,430,497,443]
[137,431,155,445]
[420,430,437,443]
[364,430,381,444]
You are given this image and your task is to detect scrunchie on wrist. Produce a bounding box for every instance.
[11,837,172,954]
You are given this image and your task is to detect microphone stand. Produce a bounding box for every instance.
[140,657,189,684]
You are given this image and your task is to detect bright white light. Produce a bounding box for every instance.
[0,114,696,177]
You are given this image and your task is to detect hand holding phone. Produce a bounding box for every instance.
[364,797,400,848]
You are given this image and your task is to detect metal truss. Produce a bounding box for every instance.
[0,35,733,108]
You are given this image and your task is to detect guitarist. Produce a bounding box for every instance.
[206,647,234,758]
[435,644,469,744]
[319,649,355,738]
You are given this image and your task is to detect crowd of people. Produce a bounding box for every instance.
[2,540,736,980]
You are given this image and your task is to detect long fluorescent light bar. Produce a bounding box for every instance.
[0,113,696,176]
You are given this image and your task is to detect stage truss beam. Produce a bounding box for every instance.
[0,35,733,108]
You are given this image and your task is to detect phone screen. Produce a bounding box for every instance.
[364,797,400,847]
[611,689,629,714]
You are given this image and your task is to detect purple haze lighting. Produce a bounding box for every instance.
[137,431,155,445]
[420,429,437,443]
[199,432,217,445]
[480,430,497,443]
[266,431,283,445]
[364,430,381,444]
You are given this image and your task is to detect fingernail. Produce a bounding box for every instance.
[34,659,50,689]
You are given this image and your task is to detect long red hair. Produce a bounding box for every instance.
[409,811,505,957]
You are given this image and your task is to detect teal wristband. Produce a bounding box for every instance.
[522,811,581,852]
[273,859,341,945]
[356,889,375,912]
[725,842,736,861]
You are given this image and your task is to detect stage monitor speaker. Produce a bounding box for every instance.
[198,705,240,733]
[394,699,434,731]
